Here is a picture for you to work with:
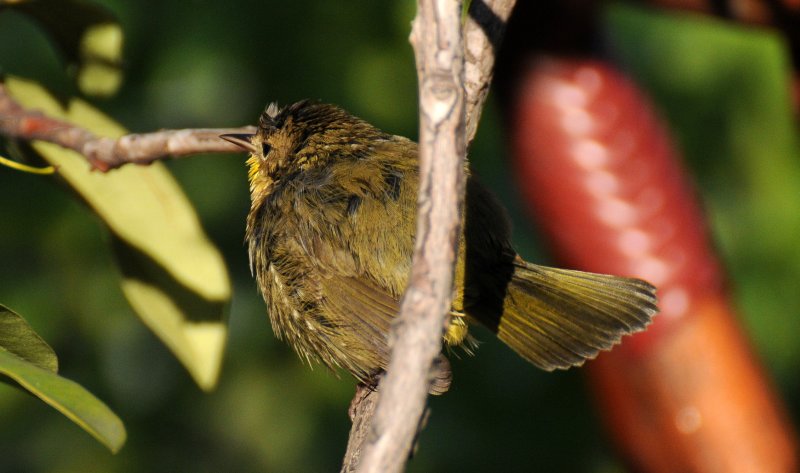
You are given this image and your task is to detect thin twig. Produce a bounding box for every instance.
[0,83,253,171]
[464,0,517,142]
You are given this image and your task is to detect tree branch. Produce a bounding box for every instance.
[341,384,380,473]
[464,0,517,142]
[352,0,466,472]
[342,1,516,471]
[0,82,253,171]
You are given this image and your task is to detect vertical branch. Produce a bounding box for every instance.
[353,0,466,472]
[342,1,517,471]
[341,385,381,473]
[464,0,517,142]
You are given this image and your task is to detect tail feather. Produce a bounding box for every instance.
[494,262,658,371]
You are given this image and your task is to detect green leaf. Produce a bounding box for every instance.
[0,347,126,453]
[1,0,124,96]
[0,304,57,373]
[5,76,231,390]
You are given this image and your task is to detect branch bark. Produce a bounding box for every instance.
[352,1,466,472]
[464,0,517,142]
[341,384,380,473]
[0,83,253,171]
[342,1,516,471]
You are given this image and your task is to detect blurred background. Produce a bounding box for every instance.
[0,0,798,471]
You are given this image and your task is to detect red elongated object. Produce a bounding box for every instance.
[509,58,798,472]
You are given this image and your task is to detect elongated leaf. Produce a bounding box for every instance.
[0,348,126,452]
[0,0,124,96]
[6,77,231,390]
[0,304,57,373]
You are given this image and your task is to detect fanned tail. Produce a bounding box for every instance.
[495,262,658,371]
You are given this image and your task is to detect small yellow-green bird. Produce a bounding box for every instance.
[222,100,657,392]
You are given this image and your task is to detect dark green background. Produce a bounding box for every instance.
[1,2,798,472]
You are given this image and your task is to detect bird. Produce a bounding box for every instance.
[221,100,657,393]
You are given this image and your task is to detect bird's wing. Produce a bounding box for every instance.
[318,274,397,363]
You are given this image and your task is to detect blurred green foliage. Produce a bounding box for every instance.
[0,1,798,472]
[0,0,124,97]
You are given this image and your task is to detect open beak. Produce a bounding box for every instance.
[220,133,258,154]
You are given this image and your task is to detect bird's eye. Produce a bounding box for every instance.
[261,142,272,156]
